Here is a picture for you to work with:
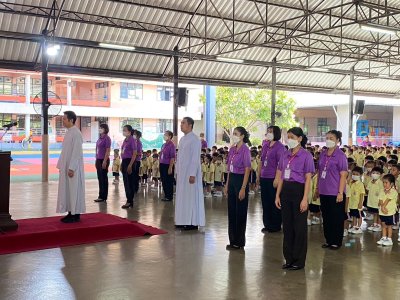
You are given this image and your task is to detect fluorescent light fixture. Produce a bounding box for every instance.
[99,43,135,51]
[359,23,398,35]
[216,56,244,63]
[46,44,60,56]
[308,67,329,72]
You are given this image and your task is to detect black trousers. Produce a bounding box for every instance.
[320,194,346,247]
[133,161,140,193]
[96,158,109,200]
[160,163,174,200]
[281,181,308,268]
[228,173,249,247]
[121,159,136,204]
[260,178,282,231]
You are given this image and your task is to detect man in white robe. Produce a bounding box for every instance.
[56,111,86,223]
[175,117,205,230]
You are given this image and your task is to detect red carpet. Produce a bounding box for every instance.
[0,213,167,255]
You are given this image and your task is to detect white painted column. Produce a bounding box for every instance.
[25,75,31,137]
[393,106,400,141]
[336,104,350,146]
[67,79,72,107]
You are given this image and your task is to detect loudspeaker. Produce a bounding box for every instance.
[178,88,188,107]
[354,100,365,115]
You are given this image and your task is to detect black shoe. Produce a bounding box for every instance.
[182,225,198,231]
[161,198,172,201]
[121,203,133,209]
[94,198,106,203]
[282,263,292,269]
[175,225,184,229]
[329,245,341,250]
[60,212,72,223]
[62,214,80,223]
[321,243,331,249]
[226,244,244,250]
[261,228,268,233]
[288,265,304,271]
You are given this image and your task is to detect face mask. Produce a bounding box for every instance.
[123,131,130,137]
[326,140,336,148]
[231,135,240,145]
[371,173,380,180]
[163,135,169,141]
[133,135,137,140]
[266,133,274,141]
[287,139,299,149]
[352,175,361,181]
[99,129,104,134]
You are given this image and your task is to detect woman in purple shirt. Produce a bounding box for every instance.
[159,130,176,201]
[275,127,315,271]
[224,127,252,250]
[133,130,143,194]
[257,125,285,233]
[94,124,111,203]
[317,130,348,250]
[121,125,138,209]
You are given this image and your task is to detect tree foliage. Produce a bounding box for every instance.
[202,87,297,137]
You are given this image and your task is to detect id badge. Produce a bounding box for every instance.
[161,154,164,161]
[264,160,268,167]
[230,164,234,172]
[121,148,125,155]
[321,170,327,179]
[284,168,291,179]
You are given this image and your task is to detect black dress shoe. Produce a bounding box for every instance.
[182,225,198,231]
[321,243,331,248]
[226,244,244,250]
[121,203,133,209]
[62,214,80,223]
[329,245,341,250]
[261,228,268,233]
[161,198,172,201]
[288,265,304,271]
[60,212,72,223]
[175,225,184,229]
[282,263,292,269]
[94,198,106,203]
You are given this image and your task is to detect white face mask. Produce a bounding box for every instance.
[163,135,169,141]
[371,173,380,180]
[287,138,299,149]
[352,175,361,181]
[326,140,336,149]
[266,133,274,141]
[231,135,241,145]
[99,129,104,135]
[132,135,137,140]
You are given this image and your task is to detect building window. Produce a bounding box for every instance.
[0,77,12,95]
[120,83,143,100]
[157,86,173,101]
[317,118,330,136]
[157,119,172,133]
[31,78,52,97]
[119,118,143,132]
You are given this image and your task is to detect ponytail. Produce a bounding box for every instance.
[234,126,252,146]
[287,127,307,149]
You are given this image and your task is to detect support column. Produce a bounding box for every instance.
[271,59,277,126]
[393,107,400,141]
[25,75,31,138]
[349,69,355,146]
[67,78,72,107]
[173,47,179,145]
[336,105,350,146]
[205,85,216,147]
[41,34,49,182]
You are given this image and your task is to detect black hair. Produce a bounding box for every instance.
[352,166,363,175]
[365,155,374,162]
[250,150,258,157]
[326,130,342,145]
[64,111,77,124]
[212,152,219,158]
[390,155,398,162]
[382,173,396,185]
[392,164,400,171]
[153,154,159,159]
[378,156,387,163]
[123,124,134,136]
[183,117,194,129]
[371,166,383,174]
[234,126,251,146]
[393,149,398,155]
[287,127,308,148]
[267,125,282,141]
[212,146,218,150]
[216,155,223,160]
[152,149,157,153]
[347,157,355,164]
[388,159,397,166]
[99,123,109,134]
[146,150,151,154]
[165,130,173,138]
[134,130,142,139]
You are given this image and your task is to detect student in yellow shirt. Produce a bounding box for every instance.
[366,167,384,232]
[308,167,321,226]
[346,166,365,234]
[203,155,214,198]
[213,155,225,197]
[249,150,258,195]
[377,174,398,246]
[112,149,121,184]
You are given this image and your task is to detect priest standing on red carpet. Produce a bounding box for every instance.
[56,111,86,223]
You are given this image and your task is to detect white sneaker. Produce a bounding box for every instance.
[215,192,223,197]
[348,227,354,233]
[249,191,255,195]
[393,225,399,230]
[311,218,321,225]
[377,237,387,245]
[398,236,400,242]
[343,229,348,237]
[151,187,158,191]
[383,238,393,246]
[367,225,376,231]
[307,219,312,226]
[373,225,382,232]
[364,214,374,221]
[352,228,363,234]
[204,193,212,198]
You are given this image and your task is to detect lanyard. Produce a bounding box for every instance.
[286,149,299,169]
[323,148,336,170]
[263,141,275,161]
[230,147,240,166]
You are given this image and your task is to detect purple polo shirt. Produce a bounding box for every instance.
[160,141,176,164]
[260,140,285,179]
[96,134,111,160]
[318,147,348,196]
[278,148,315,183]
[135,139,143,162]
[201,139,208,149]
[121,136,137,159]
[227,145,251,175]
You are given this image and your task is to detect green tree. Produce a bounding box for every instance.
[201,87,297,138]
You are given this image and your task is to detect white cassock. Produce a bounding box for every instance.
[56,126,86,214]
[175,131,205,226]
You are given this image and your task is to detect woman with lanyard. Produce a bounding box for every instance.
[275,127,314,271]
[317,130,348,250]
[121,125,138,209]
[257,125,285,233]
[159,130,176,201]
[133,130,143,194]
[94,123,111,203]
[224,127,252,250]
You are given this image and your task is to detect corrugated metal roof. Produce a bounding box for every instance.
[0,0,399,96]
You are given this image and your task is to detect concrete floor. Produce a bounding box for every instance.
[1,180,400,300]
